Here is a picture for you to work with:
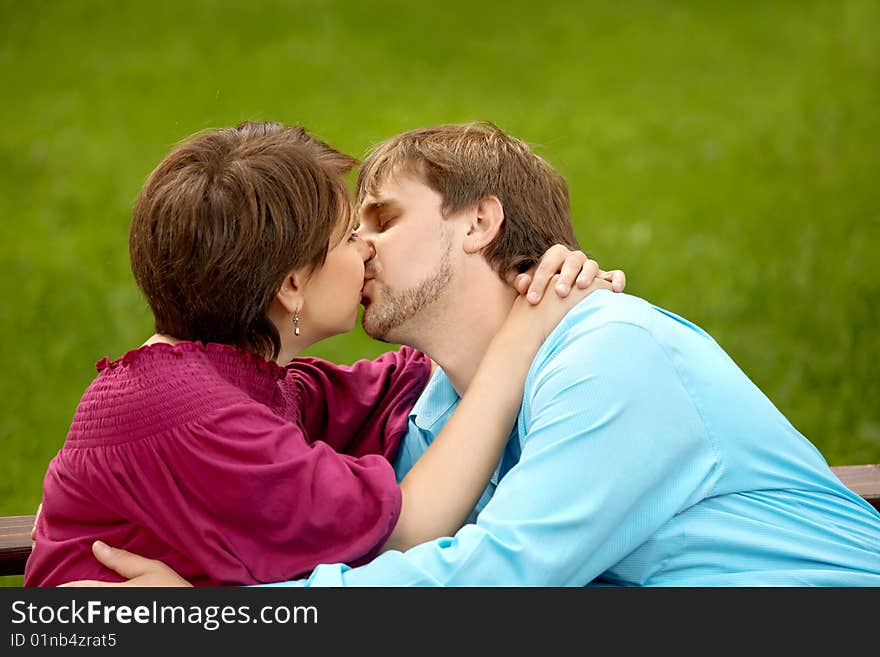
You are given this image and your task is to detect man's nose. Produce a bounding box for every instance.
[357,234,376,262]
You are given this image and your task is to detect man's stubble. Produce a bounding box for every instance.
[361,241,453,345]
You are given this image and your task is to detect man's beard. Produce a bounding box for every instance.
[362,246,453,343]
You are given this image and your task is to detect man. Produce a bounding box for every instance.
[70,122,880,586]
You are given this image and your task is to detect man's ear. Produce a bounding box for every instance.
[274,269,307,316]
[463,195,504,254]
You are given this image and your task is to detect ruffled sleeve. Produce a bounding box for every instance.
[285,346,432,461]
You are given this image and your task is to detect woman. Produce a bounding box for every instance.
[25,121,621,587]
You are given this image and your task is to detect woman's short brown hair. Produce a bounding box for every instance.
[129,121,358,360]
[356,121,580,278]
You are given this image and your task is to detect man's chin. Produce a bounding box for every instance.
[361,306,398,344]
[360,306,383,339]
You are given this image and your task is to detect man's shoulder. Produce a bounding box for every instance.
[549,289,656,343]
[546,289,713,347]
[529,290,686,382]
[529,289,722,393]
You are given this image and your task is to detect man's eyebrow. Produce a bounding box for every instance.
[361,198,399,214]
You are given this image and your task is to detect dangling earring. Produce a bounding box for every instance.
[293,309,301,337]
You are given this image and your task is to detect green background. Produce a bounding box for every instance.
[2,1,878,585]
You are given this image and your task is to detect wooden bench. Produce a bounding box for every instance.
[3,464,878,579]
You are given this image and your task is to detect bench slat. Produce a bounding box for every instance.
[3,464,878,580]
[0,515,36,577]
[830,464,880,508]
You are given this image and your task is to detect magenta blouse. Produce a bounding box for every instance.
[25,341,432,587]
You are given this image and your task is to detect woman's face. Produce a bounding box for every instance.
[299,216,373,341]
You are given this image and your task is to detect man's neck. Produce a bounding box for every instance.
[401,269,518,397]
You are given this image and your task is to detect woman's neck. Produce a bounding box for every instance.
[142,333,292,366]
[142,333,180,347]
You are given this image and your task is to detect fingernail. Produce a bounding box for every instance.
[94,541,111,557]
[528,291,539,303]
[556,283,568,293]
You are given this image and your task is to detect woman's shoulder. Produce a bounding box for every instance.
[286,345,429,381]
[282,346,430,405]
[66,341,280,447]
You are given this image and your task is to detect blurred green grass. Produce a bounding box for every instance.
[1,0,878,540]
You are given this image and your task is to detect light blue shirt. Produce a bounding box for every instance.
[266,290,880,586]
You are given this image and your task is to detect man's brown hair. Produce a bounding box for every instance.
[356,121,580,277]
[129,121,358,360]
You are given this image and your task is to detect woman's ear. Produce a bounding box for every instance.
[463,195,504,254]
[274,269,307,316]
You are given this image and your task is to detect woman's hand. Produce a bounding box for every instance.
[508,244,626,304]
[505,272,611,348]
[59,541,192,588]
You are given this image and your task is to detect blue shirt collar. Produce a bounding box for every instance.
[409,366,520,490]
[410,367,460,431]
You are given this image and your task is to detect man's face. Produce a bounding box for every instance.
[356,171,456,343]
